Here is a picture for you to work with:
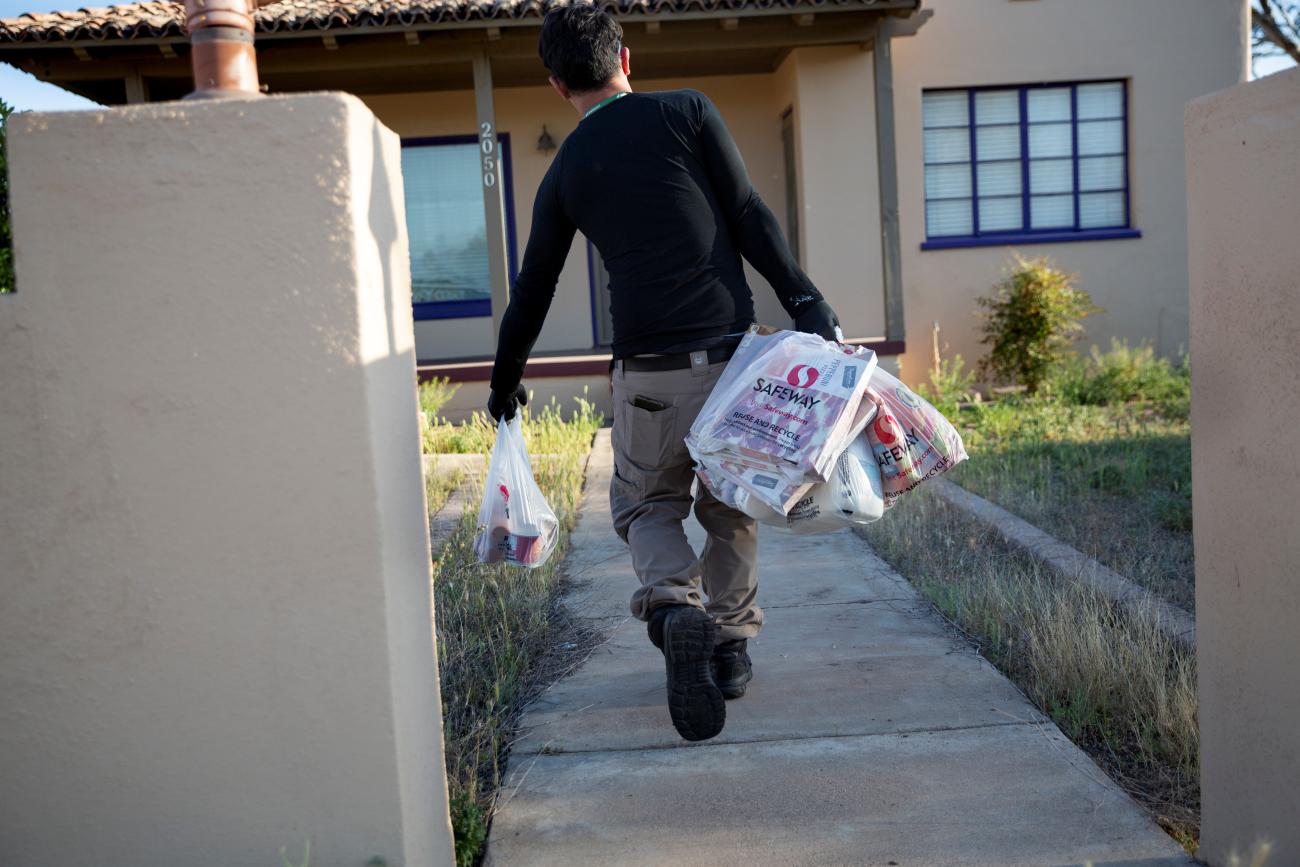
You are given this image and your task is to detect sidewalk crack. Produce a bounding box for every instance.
[522,718,1038,758]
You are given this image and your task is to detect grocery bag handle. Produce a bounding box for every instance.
[496,415,533,473]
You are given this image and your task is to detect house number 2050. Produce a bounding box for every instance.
[480,122,498,188]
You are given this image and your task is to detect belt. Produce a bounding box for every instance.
[619,344,736,373]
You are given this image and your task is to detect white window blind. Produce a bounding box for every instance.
[921,89,974,237]
[922,80,1131,243]
[1026,89,1073,230]
[400,142,491,306]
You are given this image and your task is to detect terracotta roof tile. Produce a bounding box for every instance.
[0,0,908,43]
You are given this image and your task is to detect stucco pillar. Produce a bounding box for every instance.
[782,45,890,345]
[0,94,455,866]
[1186,67,1300,867]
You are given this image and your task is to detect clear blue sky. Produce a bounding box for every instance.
[0,0,1297,111]
[1,0,98,110]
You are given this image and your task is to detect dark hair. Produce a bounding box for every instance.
[538,4,624,93]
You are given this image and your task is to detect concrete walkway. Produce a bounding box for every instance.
[487,431,1192,867]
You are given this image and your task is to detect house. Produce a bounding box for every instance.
[0,0,1248,418]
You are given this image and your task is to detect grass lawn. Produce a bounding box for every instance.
[945,397,1193,611]
[860,488,1200,849]
[424,466,464,516]
[422,396,603,867]
[866,346,1200,849]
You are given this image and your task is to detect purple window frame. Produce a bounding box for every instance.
[920,79,1141,251]
[399,134,519,320]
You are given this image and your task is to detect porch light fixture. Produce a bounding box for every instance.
[537,125,557,154]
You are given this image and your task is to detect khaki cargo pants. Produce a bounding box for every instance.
[610,357,763,640]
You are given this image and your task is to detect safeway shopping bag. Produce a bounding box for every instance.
[474,417,559,568]
[865,367,968,509]
[783,435,886,533]
[699,432,885,535]
[687,326,878,485]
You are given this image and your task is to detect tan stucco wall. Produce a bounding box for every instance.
[892,0,1248,380]
[778,45,886,342]
[1186,66,1300,867]
[0,94,455,866]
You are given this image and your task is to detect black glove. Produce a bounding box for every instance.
[793,300,841,342]
[487,383,528,422]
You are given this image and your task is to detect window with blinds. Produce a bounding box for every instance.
[922,81,1134,248]
[400,136,515,319]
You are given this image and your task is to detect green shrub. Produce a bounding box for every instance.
[450,792,488,867]
[977,255,1100,393]
[1,98,13,294]
[419,376,461,420]
[424,412,490,456]
[1052,339,1189,410]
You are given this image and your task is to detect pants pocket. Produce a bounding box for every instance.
[609,460,643,542]
[624,400,680,471]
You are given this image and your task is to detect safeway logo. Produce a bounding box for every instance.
[786,365,819,388]
[872,413,900,445]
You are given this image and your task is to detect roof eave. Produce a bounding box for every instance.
[0,0,921,48]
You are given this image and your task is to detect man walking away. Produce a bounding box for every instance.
[487,4,841,742]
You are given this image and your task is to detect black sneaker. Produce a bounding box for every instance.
[647,606,726,741]
[712,638,753,700]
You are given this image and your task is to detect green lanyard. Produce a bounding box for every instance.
[583,91,629,120]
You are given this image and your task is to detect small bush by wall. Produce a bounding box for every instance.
[977,255,1100,393]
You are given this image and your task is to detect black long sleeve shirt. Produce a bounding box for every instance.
[489,88,824,394]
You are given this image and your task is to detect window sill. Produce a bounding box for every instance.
[920,228,1142,251]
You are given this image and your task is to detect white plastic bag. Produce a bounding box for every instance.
[687,326,878,485]
[474,417,559,568]
[705,432,885,534]
[786,435,886,533]
[686,326,879,517]
[864,367,968,509]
